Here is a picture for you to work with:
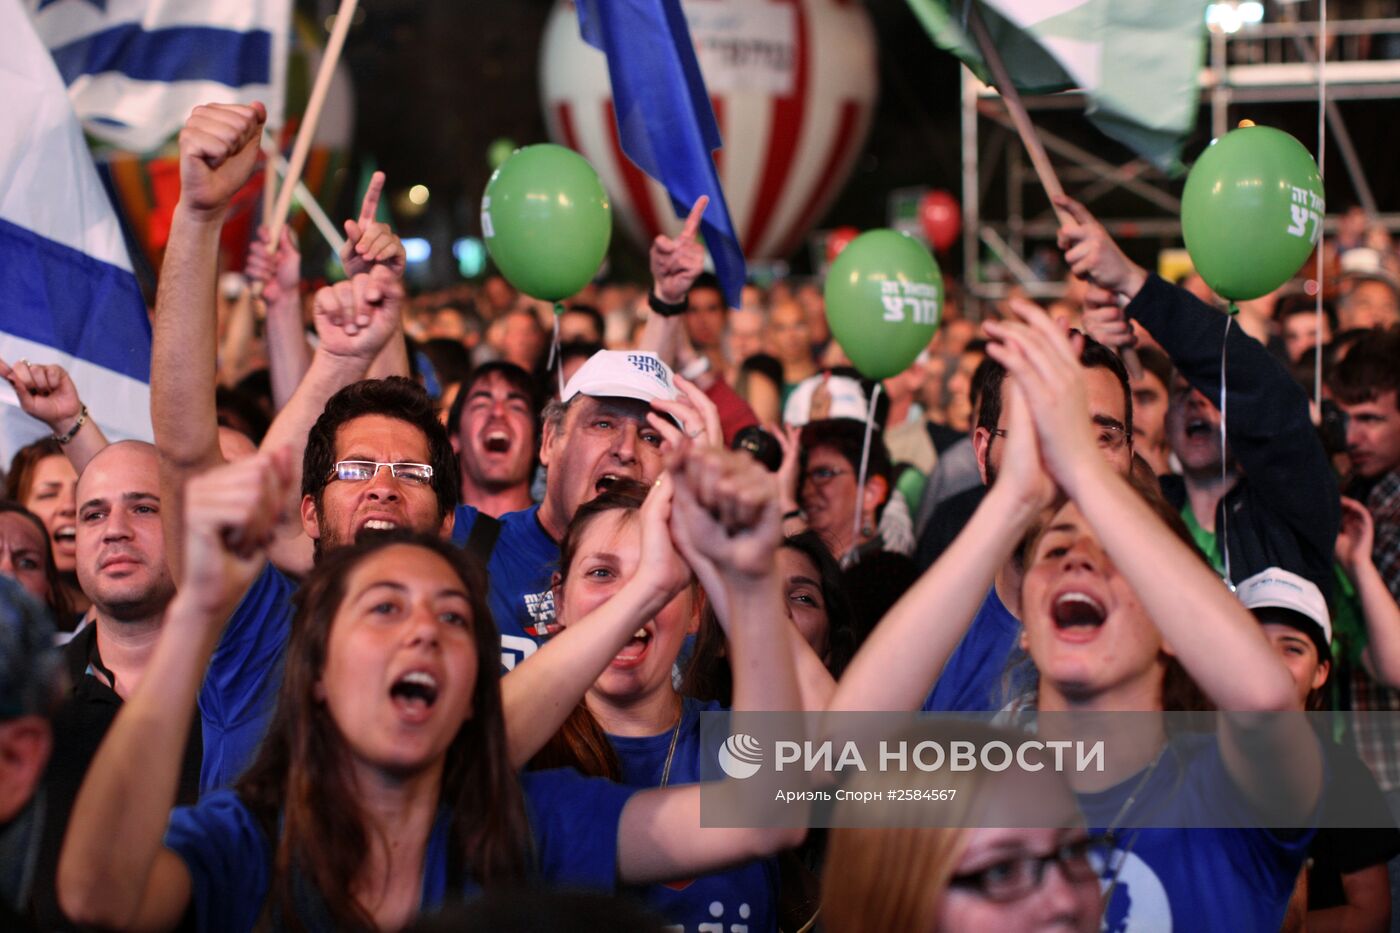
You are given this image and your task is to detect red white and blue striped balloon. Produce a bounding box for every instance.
[539,0,877,261]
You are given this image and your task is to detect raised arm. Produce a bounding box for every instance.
[1061,195,1340,595]
[826,385,1053,714]
[666,442,830,709]
[619,441,807,883]
[256,266,406,576]
[1338,497,1400,687]
[988,298,1321,822]
[639,197,707,374]
[0,357,109,474]
[340,172,410,381]
[58,451,291,931]
[502,476,690,768]
[153,102,266,583]
[245,225,311,411]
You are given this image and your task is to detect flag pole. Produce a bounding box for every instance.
[268,0,357,246]
[262,127,278,225]
[965,3,1143,379]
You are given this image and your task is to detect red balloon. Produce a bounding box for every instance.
[826,226,859,264]
[919,190,962,253]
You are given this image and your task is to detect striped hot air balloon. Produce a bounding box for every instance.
[539,0,877,261]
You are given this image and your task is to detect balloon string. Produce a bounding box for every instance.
[1219,313,1233,591]
[1314,0,1328,408]
[849,382,883,567]
[548,306,564,397]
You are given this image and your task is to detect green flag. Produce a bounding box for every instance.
[909,0,1207,172]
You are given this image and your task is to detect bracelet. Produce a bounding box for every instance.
[648,291,688,318]
[53,404,88,446]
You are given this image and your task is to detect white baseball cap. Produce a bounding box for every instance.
[1237,567,1332,655]
[782,373,868,426]
[561,350,679,405]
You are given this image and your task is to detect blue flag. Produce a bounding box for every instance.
[577,0,746,309]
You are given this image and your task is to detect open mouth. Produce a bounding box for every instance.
[390,671,439,712]
[612,627,652,665]
[1184,418,1212,439]
[483,431,511,454]
[1052,592,1107,631]
[361,519,399,533]
[594,473,622,495]
[53,526,76,547]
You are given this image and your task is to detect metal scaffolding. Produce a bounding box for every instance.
[961,15,1400,313]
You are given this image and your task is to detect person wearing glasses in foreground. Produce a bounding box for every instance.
[822,721,1104,932]
[56,449,805,932]
[828,299,1323,931]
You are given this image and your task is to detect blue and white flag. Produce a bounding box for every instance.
[0,4,153,462]
[27,0,291,153]
[577,0,747,311]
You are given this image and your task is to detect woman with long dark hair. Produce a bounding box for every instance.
[57,449,804,932]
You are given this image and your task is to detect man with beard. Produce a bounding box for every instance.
[445,362,539,518]
[150,102,421,792]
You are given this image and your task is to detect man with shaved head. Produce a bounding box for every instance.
[26,441,201,929]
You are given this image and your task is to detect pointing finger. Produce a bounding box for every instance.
[679,195,709,241]
[358,171,385,228]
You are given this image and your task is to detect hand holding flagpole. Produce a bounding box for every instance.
[964,3,1143,379]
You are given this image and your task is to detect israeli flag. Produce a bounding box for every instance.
[28,0,290,153]
[0,5,154,462]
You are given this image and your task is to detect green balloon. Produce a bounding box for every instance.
[895,465,927,513]
[487,137,516,170]
[1181,125,1324,301]
[823,230,942,380]
[481,144,611,301]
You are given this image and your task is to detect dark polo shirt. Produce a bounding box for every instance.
[23,623,201,930]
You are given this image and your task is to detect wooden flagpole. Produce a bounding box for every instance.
[965,3,1144,378]
[268,0,358,246]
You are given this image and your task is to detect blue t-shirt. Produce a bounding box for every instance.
[923,587,1024,712]
[452,503,560,671]
[609,697,778,933]
[1079,733,1314,933]
[198,563,297,795]
[164,768,636,933]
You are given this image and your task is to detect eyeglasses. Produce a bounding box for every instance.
[948,836,1108,902]
[989,422,1131,453]
[802,466,850,487]
[326,461,434,486]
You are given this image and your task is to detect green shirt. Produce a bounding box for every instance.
[1180,502,1225,576]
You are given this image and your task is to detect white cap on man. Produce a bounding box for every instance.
[561,350,679,405]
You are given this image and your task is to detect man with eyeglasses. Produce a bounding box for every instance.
[921,322,1135,713]
[150,102,432,792]
[1061,195,1338,603]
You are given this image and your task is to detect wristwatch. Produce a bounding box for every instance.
[648,291,687,318]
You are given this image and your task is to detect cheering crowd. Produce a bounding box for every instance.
[2,99,1400,932]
